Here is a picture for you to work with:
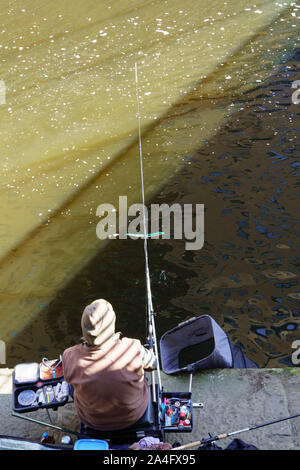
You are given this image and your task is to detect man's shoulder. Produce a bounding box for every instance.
[62,343,83,360]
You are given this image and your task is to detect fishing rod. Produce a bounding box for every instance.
[11,411,88,440]
[134,62,162,402]
[174,412,300,450]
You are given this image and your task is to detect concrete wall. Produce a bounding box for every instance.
[1,368,299,450]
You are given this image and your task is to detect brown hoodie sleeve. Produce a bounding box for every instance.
[141,345,157,371]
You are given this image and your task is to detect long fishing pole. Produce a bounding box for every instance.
[11,412,87,440]
[174,412,300,450]
[134,62,162,401]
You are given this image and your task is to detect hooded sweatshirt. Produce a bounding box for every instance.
[62,334,151,430]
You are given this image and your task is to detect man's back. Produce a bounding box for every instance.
[62,335,149,431]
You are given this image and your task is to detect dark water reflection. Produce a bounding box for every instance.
[7,50,300,368]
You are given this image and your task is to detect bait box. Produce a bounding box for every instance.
[13,362,40,385]
[161,391,193,432]
[12,372,68,413]
[39,359,63,382]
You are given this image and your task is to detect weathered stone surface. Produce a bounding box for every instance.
[161,369,300,450]
[1,368,299,449]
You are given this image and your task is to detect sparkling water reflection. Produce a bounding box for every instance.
[7,50,300,368]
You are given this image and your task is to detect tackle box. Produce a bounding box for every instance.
[161,391,193,433]
[12,362,69,413]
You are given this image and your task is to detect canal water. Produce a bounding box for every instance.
[1,1,299,367]
[7,48,300,368]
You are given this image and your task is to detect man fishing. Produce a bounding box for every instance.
[62,298,157,433]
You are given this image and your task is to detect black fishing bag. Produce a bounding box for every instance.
[160,315,258,374]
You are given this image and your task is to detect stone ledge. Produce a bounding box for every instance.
[1,368,299,449]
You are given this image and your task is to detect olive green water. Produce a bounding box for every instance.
[0,1,299,367]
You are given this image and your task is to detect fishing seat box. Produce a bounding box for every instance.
[79,385,163,444]
[12,362,68,414]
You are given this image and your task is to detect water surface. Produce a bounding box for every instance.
[7,50,300,368]
[0,1,299,366]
